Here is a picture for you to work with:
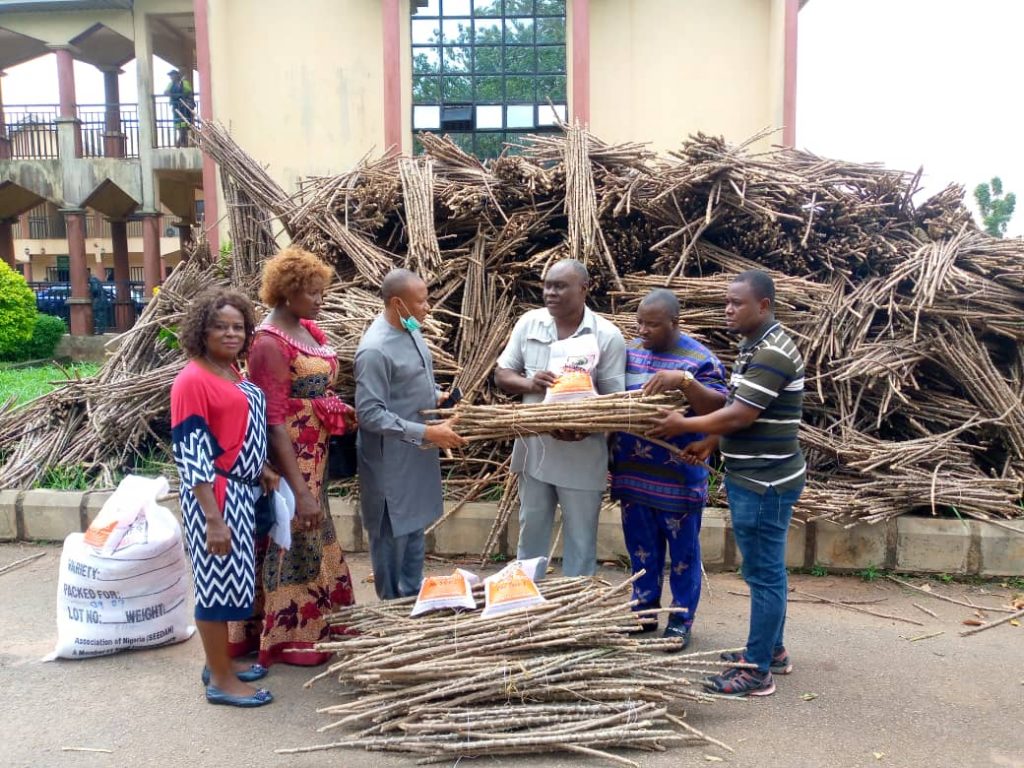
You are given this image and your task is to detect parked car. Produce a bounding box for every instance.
[35,284,71,316]
[33,282,145,320]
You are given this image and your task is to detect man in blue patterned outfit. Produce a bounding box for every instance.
[610,289,728,649]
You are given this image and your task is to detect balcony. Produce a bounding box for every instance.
[3,104,60,159]
[12,206,146,239]
[1,95,200,160]
[76,103,141,158]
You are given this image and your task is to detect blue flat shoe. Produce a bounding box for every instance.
[201,664,269,686]
[205,685,273,708]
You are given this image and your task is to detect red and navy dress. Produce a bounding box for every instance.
[171,360,268,621]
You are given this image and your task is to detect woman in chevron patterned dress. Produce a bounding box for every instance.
[171,288,278,708]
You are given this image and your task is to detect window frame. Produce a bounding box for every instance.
[411,0,567,157]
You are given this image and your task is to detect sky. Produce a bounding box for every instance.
[2,0,1020,236]
[2,56,180,106]
[797,0,1023,236]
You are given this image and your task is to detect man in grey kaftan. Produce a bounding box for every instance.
[355,270,464,599]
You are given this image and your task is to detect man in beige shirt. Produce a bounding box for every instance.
[495,260,626,576]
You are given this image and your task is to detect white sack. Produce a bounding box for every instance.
[46,474,195,660]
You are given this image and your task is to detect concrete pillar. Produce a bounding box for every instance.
[193,0,219,253]
[0,71,10,160]
[102,67,125,158]
[570,0,590,124]
[64,210,93,336]
[110,219,133,331]
[54,48,76,118]
[141,213,161,300]
[0,218,15,270]
[783,0,799,148]
[382,0,401,153]
[51,46,82,158]
[133,13,158,210]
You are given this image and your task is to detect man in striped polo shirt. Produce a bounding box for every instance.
[649,269,805,697]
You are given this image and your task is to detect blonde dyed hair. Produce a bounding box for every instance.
[259,246,334,307]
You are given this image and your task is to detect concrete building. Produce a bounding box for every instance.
[0,0,800,336]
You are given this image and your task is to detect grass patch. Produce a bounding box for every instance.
[132,446,174,476]
[858,564,883,582]
[0,361,100,406]
[35,465,91,491]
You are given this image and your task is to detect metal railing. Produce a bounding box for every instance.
[13,205,145,240]
[3,104,60,159]
[29,280,146,334]
[153,94,200,148]
[26,213,66,239]
[2,97,199,158]
[76,103,141,158]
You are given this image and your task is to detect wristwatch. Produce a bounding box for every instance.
[680,370,695,390]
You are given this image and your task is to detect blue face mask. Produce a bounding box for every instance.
[398,300,422,333]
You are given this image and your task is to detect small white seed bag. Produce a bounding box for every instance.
[410,569,481,617]
[480,557,548,618]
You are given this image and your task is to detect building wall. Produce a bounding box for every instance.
[3,0,791,254]
[201,0,785,185]
[588,0,786,152]
[206,0,387,192]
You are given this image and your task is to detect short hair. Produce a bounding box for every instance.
[546,259,590,286]
[381,268,423,303]
[639,289,680,319]
[733,269,776,308]
[178,287,257,358]
[259,246,334,307]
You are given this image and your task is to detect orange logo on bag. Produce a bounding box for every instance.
[486,567,542,604]
[419,573,471,600]
[83,520,118,547]
[550,370,594,394]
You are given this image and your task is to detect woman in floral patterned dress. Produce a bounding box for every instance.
[229,246,356,666]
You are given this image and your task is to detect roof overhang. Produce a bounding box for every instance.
[0,0,133,12]
[0,25,47,69]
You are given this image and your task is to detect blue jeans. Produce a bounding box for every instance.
[725,477,804,673]
[620,502,702,628]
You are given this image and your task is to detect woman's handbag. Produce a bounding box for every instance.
[327,433,358,480]
[252,491,276,538]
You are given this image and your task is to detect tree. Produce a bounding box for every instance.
[973,177,1016,237]
[0,261,38,359]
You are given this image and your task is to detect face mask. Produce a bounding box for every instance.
[397,299,422,333]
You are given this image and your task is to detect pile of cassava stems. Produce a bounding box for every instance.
[277,573,740,765]
[1,121,1022,538]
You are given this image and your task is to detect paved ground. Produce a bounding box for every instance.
[1,542,1022,768]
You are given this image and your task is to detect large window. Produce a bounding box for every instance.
[412,0,567,158]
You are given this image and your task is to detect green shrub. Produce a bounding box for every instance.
[20,314,67,361]
[0,262,36,358]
